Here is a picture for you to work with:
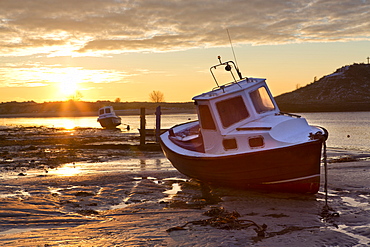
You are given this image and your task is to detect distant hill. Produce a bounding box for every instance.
[275,63,370,112]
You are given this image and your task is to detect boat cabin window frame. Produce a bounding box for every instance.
[198,104,216,130]
[99,109,104,115]
[105,108,111,114]
[216,96,250,128]
[250,86,276,114]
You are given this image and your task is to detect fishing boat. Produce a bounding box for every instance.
[160,57,328,193]
[97,106,121,129]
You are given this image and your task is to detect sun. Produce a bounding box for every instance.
[59,80,79,98]
[16,66,126,101]
[52,68,87,99]
[60,81,78,96]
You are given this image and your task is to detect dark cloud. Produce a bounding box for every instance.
[0,0,369,56]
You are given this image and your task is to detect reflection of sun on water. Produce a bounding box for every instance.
[60,119,76,130]
[51,164,81,176]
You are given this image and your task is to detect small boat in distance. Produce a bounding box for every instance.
[97,106,121,129]
[160,56,328,193]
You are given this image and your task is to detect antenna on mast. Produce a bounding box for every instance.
[226,29,242,79]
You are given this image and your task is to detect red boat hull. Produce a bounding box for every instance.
[160,139,323,193]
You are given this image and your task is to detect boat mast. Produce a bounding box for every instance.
[227,29,243,80]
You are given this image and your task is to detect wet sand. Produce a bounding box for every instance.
[0,126,369,246]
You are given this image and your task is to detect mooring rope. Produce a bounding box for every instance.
[323,139,329,209]
[320,131,339,221]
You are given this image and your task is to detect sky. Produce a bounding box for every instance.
[0,0,369,103]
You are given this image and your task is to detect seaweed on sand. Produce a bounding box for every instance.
[166,206,267,237]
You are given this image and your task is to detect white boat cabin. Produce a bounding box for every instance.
[98,106,117,118]
[188,58,313,155]
[193,77,281,153]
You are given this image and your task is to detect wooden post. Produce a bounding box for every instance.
[140,108,146,146]
[155,106,161,143]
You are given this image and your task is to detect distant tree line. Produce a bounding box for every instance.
[0,100,195,116]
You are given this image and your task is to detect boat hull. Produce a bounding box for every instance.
[98,117,121,128]
[160,139,323,193]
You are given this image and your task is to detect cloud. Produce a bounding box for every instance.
[0,0,369,56]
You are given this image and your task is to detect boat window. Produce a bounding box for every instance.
[198,105,216,130]
[216,96,249,128]
[250,87,275,114]
[105,108,111,114]
[99,109,104,115]
[223,138,238,150]
[249,136,264,148]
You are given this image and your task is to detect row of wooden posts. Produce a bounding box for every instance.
[139,106,162,146]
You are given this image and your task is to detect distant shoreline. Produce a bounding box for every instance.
[0,101,197,118]
[1,100,370,118]
[0,108,197,118]
[2,108,370,118]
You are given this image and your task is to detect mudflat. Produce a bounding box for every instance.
[0,126,369,246]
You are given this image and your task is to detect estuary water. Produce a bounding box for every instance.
[0,112,369,152]
[299,112,370,152]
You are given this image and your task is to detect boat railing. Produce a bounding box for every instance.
[211,79,247,92]
[210,56,245,89]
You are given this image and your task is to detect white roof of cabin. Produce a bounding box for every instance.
[192,78,266,101]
